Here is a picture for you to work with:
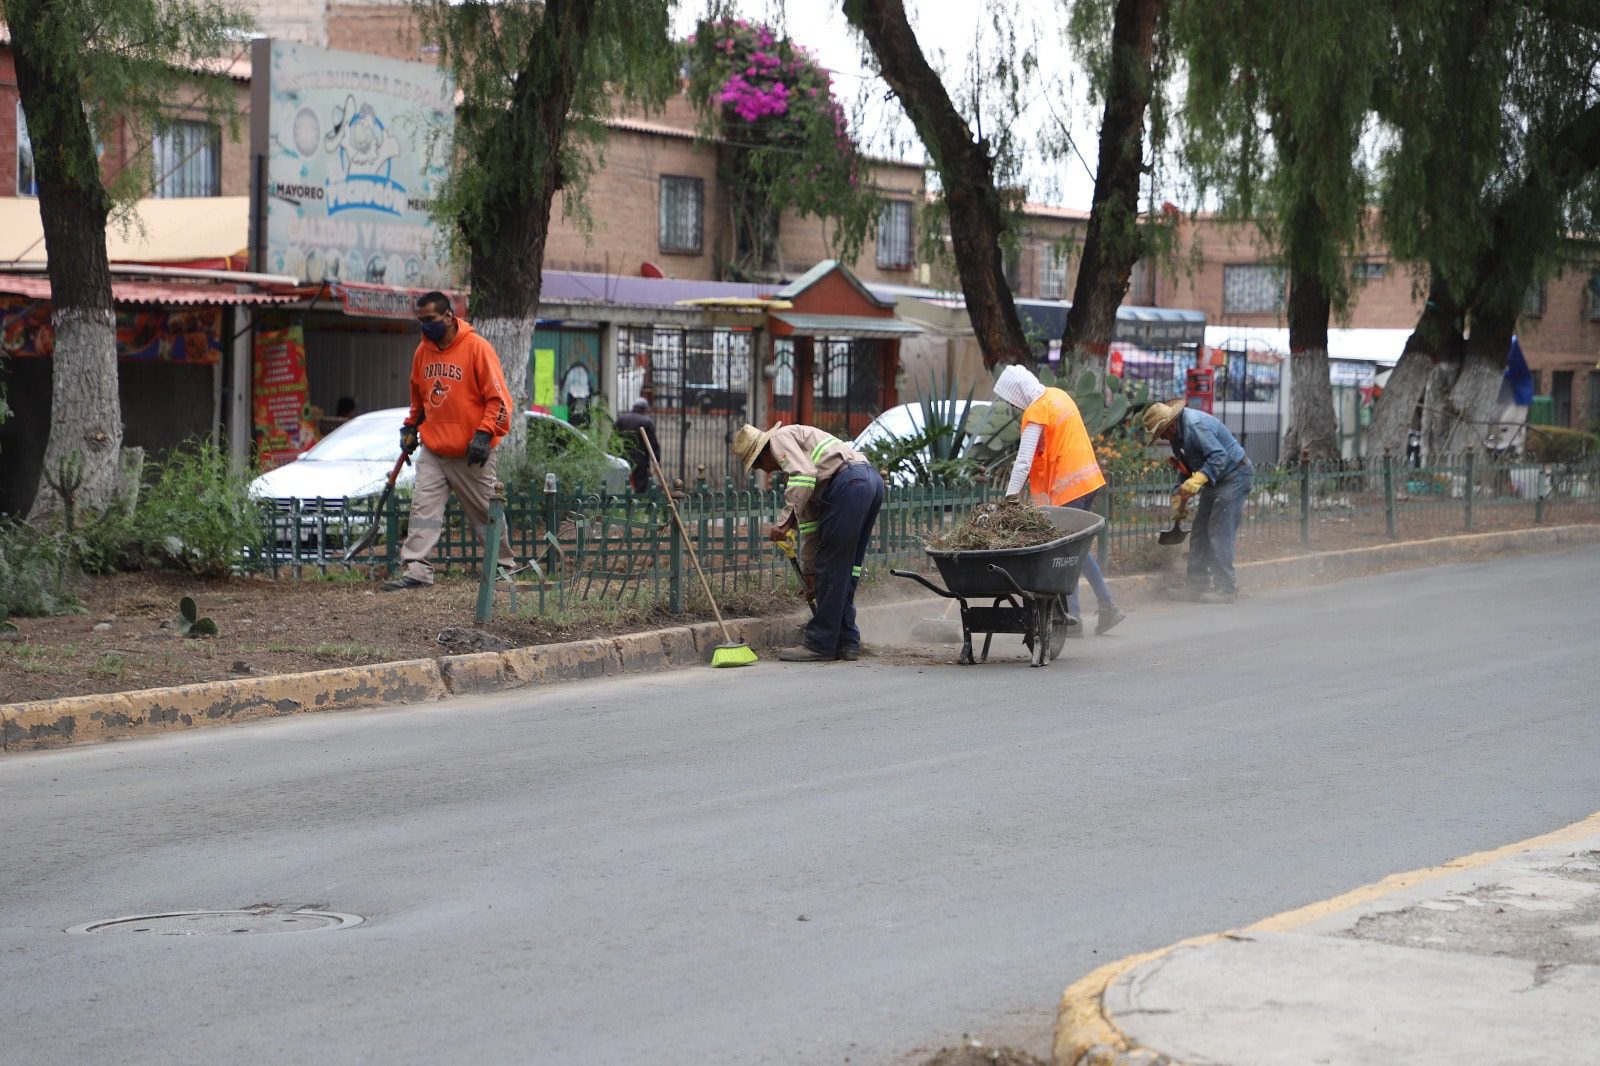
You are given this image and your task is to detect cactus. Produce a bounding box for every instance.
[178,596,218,638]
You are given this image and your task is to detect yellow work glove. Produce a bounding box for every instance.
[1170,494,1190,521]
[778,530,799,560]
[1178,471,1209,498]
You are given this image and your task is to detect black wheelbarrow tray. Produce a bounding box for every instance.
[891,506,1106,668]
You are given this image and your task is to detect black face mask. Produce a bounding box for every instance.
[419,317,450,343]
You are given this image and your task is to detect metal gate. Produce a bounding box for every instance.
[531,328,601,426]
[768,337,884,444]
[616,325,753,486]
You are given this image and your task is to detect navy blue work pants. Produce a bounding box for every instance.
[804,463,885,655]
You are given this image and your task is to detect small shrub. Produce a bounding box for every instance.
[0,520,80,617]
[500,409,626,496]
[1525,426,1599,465]
[130,440,260,576]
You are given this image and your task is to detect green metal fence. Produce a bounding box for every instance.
[249,451,1599,615]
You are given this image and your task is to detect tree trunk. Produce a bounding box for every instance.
[1061,0,1165,369]
[463,0,599,464]
[844,0,1034,368]
[1366,270,1462,462]
[1280,269,1340,460]
[1438,311,1515,456]
[10,5,124,520]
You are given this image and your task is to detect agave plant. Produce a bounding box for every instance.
[862,369,986,486]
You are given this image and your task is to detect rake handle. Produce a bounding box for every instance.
[640,434,734,644]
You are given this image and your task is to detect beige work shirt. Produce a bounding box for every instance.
[766,424,868,574]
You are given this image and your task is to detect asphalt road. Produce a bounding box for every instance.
[4,550,1598,1065]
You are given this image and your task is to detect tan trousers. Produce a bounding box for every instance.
[400,446,517,583]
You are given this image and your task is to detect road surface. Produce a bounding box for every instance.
[4,549,1598,1064]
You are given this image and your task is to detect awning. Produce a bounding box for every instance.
[0,196,250,266]
[1016,301,1207,347]
[1204,326,1414,366]
[769,312,923,339]
[0,276,298,307]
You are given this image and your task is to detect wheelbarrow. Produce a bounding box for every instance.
[891,506,1105,668]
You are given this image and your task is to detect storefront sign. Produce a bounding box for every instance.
[252,39,456,290]
[1,295,222,363]
[331,282,467,320]
[253,324,317,470]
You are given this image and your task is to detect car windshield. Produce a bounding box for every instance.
[300,414,402,463]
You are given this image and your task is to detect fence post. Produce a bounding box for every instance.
[384,496,400,574]
[1535,464,1550,524]
[473,481,506,624]
[543,472,559,582]
[1097,476,1111,570]
[1382,447,1397,540]
[668,480,684,614]
[1464,451,1476,531]
[1299,447,1312,548]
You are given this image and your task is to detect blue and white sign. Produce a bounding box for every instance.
[254,40,455,290]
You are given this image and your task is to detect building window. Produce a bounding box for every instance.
[152,121,220,197]
[17,102,37,197]
[1589,371,1600,431]
[1038,243,1068,299]
[1587,272,1600,321]
[1003,245,1022,290]
[1351,259,1387,282]
[658,175,703,254]
[1523,282,1546,317]
[1222,264,1286,314]
[1552,370,1573,427]
[876,200,914,269]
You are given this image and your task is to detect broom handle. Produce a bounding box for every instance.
[641,434,733,643]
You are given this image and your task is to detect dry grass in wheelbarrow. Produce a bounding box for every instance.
[928,497,1061,551]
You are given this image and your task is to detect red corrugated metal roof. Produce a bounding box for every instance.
[0,277,298,307]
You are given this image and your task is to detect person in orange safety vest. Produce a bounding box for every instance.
[993,364,1126,636]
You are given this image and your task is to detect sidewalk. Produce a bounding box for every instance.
[1055,812,1600,1066]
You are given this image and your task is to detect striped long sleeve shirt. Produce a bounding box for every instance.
[766,424,868,574]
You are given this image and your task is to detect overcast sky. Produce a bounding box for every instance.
[672,0,1105,209]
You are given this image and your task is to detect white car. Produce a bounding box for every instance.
[250,407,629,512]
[852,400,995,484]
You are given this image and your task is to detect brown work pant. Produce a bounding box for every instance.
[400,446,517,584]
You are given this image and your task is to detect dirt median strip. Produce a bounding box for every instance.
[3,525,1594,754]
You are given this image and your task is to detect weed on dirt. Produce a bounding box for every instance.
[929,498,1060,552]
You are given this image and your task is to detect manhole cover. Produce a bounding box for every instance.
[66,907,362,936]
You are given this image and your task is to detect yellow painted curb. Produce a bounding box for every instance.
[1053,809,1600,1066]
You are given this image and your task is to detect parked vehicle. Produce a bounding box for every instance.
[851,400,995,485]
[250,407,629,546]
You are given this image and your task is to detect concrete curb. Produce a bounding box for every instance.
[1052,809,1600,1066]
[3,523,1594,754]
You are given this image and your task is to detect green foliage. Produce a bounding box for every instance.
[1525,426,1600,465]
[177,595,218,638]
[5,0,252,213]
[0,520,80,617]
[129,440,259,577]
[686,17,879,279]
[860,371,985,486]
[416,0,678,302]
[499,412,626,496]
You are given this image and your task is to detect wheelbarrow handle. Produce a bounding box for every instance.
[889,568,962,599]
[985,563,1031,599]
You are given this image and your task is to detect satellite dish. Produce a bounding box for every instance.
[640,261,665,278]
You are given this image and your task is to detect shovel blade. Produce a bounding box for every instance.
[1157,525,1189,545]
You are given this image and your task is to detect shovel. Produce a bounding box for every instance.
[1157,498,1191,546]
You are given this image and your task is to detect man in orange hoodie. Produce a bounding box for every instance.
[384,291,520,590]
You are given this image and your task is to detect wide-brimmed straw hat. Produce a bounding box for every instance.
[731,422,782,472]
[1142,398,1186,438]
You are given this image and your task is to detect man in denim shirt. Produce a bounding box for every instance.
[1144,399,1253,602]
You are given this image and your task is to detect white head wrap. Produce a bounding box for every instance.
[993,364,1047,410]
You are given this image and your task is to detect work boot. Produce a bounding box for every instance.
[382,576,429,592]
[778,645,831,662]
[1095,605,1127,635]
[835,646,860,661]
[1200,590,1237,604]
[1163,586,1204,603]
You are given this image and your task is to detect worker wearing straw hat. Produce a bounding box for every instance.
[732,422,885,662]
[1143,398,1253,603]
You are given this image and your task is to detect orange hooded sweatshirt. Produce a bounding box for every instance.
[406,319,513,458]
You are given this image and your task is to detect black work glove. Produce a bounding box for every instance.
[400,423,420,454]
[466,430,492,467]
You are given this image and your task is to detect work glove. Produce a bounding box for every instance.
[400,422,420,455]
[1171,494,1191,522]
[1178,471,1209,499]
[768,515,796,544]
[466,429,492,467]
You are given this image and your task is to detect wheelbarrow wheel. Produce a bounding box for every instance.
[1046,599,1071,662]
